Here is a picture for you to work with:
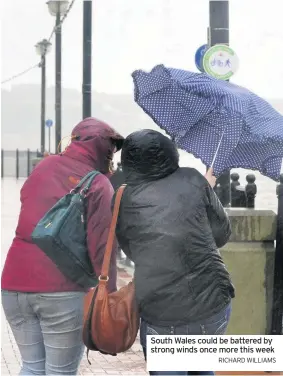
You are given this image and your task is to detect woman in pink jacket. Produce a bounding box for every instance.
[1,117,123,375]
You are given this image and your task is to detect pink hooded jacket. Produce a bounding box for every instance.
[1,118,123,293]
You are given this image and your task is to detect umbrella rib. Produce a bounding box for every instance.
[211,129,226,168]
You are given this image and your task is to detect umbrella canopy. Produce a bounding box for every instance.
[132,64,283,181]
[226,133,283,180]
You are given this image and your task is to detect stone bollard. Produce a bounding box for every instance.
[221,208,277,334]
[245,174,257,208]
[231,173,257,208]
[230,173,246,208]
[231,172,240,191]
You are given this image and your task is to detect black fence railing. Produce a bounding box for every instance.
[1,149,40,179]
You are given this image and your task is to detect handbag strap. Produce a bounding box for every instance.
[82,171,101,195]
[72,171,100,195]
[99,184,127,282]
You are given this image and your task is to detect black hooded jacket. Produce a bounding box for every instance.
[116,130,234,326]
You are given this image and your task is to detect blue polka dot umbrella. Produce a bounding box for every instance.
[132,64,283,181]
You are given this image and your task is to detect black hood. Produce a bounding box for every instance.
[121,129,179,184]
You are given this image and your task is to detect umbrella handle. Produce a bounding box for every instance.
[211,130,225,168]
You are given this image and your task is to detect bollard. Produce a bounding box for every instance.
[231,172,240,190]
[214,171,231,207]
[230,173,246,208]
[271,174,283,334]
[27,149,31,176]
[237,186,247,208]
[231,173,240,207]
[1,149,4,179]
[245,174,257,209]
[16,149,19,180]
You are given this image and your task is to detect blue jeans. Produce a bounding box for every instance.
[140,302,232,376]
[1,290,85,375]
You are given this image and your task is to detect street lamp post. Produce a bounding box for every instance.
[47,0,69,153]
[82,0,92,119]
[35,39,52,154]
[208,0,230,207]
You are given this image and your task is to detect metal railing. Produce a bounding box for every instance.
[1,149,40,179]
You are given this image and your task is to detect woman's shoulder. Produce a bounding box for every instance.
[88,172,114,197]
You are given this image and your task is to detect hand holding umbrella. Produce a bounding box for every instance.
[205,167,217,188]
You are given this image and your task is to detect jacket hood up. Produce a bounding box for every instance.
[121,129,179,184]
[63,117,124,174]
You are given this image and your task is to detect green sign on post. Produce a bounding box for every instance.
[203,44,239,80]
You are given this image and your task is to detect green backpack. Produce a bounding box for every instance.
[32,171,100,288]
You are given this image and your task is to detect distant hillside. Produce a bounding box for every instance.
[1,84,283,151]
[1,85,160,151]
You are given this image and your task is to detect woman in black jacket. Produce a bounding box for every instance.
[116,130,234,376]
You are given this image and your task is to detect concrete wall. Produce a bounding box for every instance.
[222,209,277,335]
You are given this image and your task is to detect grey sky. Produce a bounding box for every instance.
[1,0,283,97]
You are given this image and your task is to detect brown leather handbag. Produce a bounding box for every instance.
[82,184,140,356]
